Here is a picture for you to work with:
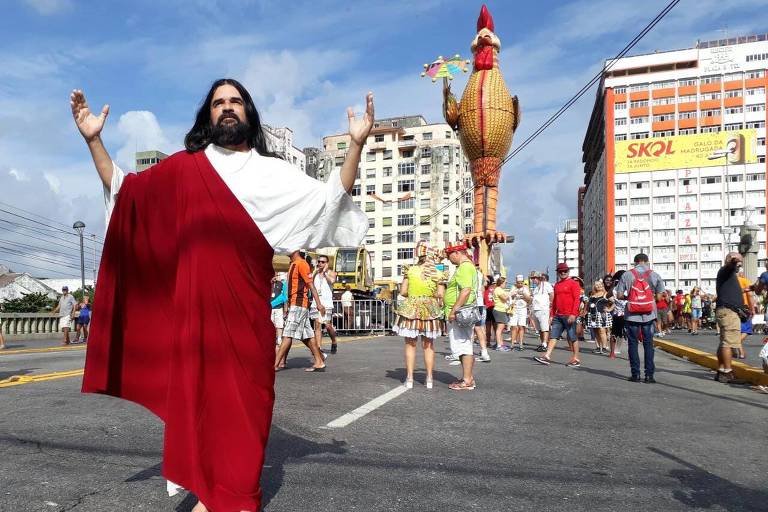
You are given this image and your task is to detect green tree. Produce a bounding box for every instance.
[1,292,57,313]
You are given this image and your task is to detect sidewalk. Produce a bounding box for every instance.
[658,328,764,368]
[0,337,85,353]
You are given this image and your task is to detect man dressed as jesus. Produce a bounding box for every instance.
[71,78,373,511]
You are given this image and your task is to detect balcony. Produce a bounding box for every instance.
[397,140,418,148]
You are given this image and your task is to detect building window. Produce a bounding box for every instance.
[614,102,627,110]
[700,108,721,118]
[351,184,361,196]
[724,123,743,131]
[442,214,450,225]
[336,142,347,150]
[629,100,649,108]
[383,166,392,177]
[678,94,696,103]
[701,75,721,84]
[397,248,414,260]
[397,214,414,226]
[630,132,649,140]
[421,164,432,175]
[653,130,674,137]
[701,126,722,133]
[678,78,696,87]
[382,250,392,261]
[382,267,392,277]
[366,185,376,195]
[374,134,385,143]
[630,197,650,206]
[420,215,430,225]
[679,128,697,135]
[365,202,375,212]
[398,162,415,175]
[633,181,649,189]
[420,180,431,190]
[398,180,415,192]
[615,182,626,190]
[724,89,743,99]
[397,231,414,243]
[401,149,414,158]
[615,134,627,141]
[368,218,375,229]
[653,196,674,205]
[382,234,392,245]
[629,83,648,92]
[382,217,392,227]
[383,150,393,160]
[398,198,415,209]
[652,97,676,106]
[419,198,430,209]
[746,120,766,129]
[678,111,697,120]
[382,183,392,193]
[366,151,376,162]
[746,103,766,112]
[615,117,627,126]
[652,113,675,122]
[701,92,722,101]
[614,86,626,94]
[701,176,721,184]
[421,147,432,158]
[615,199,627,206]
[366,168,376,178]
[746,87,766,96]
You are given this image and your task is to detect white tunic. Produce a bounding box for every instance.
[104,144,368,254]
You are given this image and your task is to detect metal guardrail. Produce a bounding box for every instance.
[0,313,61,340]
[328,299,396,335]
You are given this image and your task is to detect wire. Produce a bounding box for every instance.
[0,200,104,241]
[0,227,101,261]
[0,207,104,245]
[0,257,80,278]
[0,217,103,255]
[0,238,97,267]
[0,246,85,271]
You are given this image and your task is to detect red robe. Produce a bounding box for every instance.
[82,150,276,511]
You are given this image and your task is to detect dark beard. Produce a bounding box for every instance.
[211,116,249,147]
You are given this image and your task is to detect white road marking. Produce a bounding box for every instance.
[324,386,409,429]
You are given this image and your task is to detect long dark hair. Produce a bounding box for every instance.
[184,78,280,158]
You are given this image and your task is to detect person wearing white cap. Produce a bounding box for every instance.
[508,274,531,351]
[52,286,77,346]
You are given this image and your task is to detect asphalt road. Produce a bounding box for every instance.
[1,334,766,512]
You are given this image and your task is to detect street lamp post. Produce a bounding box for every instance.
[707,149,735,254]
[73,221,86,292]
[91,233,97,286]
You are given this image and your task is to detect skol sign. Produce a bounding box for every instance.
[615,129,757,173]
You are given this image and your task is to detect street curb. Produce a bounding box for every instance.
[654,338,768,386]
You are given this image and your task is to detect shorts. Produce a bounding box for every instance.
[309,306,333,324]
[474,306,487,327]
[550,315,577,342]
[508,308,528,327]
[691,308,702,320]
[493,310,509,324]
[271,309,284,329]
[59,316,72,331]
[587,311,612,329]
[657,307,667,320]
[76,317,90,326]
[741,317,753,335]
[716,308,741,349]
[283,306,314,340]
[532,310,550,332]
[447,320,474,357]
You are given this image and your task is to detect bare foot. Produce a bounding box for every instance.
[191,500,208,512]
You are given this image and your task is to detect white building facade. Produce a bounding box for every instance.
[318,115,474,281]
[264,125,306,173]
[581,35,768,293]
[556,219,580,278]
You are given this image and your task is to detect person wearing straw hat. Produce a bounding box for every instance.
[393,241,446,389]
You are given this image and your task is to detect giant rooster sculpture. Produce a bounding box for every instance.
[443,4,520,247]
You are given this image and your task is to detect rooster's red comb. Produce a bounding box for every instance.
[477,4,495,32]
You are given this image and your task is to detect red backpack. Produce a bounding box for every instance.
[627,269,654,314]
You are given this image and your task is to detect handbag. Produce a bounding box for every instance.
[456,305,481,328]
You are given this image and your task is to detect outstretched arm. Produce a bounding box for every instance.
[340,92,374,192]
[70,90,113,191]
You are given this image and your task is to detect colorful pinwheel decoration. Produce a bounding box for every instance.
[420,55,470,82]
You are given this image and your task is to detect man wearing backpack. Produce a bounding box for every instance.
[615,253,665,383]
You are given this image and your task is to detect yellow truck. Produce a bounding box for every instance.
[271,247,374,299]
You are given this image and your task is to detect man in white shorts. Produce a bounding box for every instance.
[508,275,531,351]
[310,255,339,354]
[270,275,287,344]
[53,286,77,345]
[531,273,554,352]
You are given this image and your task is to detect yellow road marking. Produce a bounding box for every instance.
[0,344,87,356]
[0,369,84,388]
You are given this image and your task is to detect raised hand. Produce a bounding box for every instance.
[347,92,374,147]
[70,89,109,142]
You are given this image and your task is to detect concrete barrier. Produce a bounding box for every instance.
[0,313,62,341]
[654,338,768,386]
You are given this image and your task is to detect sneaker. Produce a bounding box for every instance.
[533,355,551,365]
[475,352,491,363]
[592,348,602,354]
[536,345,547,352]
[628,375,641,382]
[445,354,459,361]
[566,360,581,368]
[515,345,523,352]
[716,370,734,383]
[496,345,512,352]
[448,360,462,366]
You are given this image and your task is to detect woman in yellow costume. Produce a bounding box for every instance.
[394,241,447,389]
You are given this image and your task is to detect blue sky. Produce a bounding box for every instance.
[1,0,768,278]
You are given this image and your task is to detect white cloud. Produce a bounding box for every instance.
[43,172,61,194]
[8,168,29,181]
[23,0,72,15]
[115,111,173,170]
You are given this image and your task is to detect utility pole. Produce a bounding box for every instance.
[73,221,86,292]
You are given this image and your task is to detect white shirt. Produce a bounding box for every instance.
[104,145,368,254]
[341,290,354,307]
[510,285,531,310]
[313,272,334,309]
[475,269,485,307]
[532,281,554,311]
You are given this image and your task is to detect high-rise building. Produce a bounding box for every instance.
[263,125,306,173]
[317,115,474,281]
[556,218,580,278]
[580,34,768,293]
[135,150,168,173]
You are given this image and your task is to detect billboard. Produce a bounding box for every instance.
[615,129,758,173]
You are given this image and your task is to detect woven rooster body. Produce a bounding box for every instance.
[444,4,520,244]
